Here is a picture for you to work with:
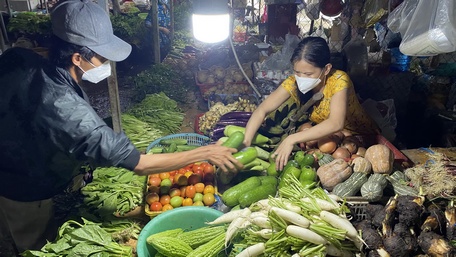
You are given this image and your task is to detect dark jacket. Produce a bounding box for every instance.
[0,48,140,201]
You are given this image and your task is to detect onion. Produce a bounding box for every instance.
[332,147,351,159]
[306,140,318,150]
[341,136,360,154]
[297,123,318,149]
[355,147,367,157]
[318,136,338,154]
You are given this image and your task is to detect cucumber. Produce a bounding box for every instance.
[148,146,164,154]
[160,138,188,145]
[238,183,278,208]
[221,176,262,207]
[254,146,271,160]
[221,131,245,150]
[224,125,270,145]
[233,147,258,165]
[176,145,199,151]
[258,176,278,187]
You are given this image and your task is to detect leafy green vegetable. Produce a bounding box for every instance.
[121,113,165,152]
[7,12,51,35]
[126,93,184,135]
[80,167,146,219]
[21,218,134,257]
[110,13,147,48]
[131,64,191,103]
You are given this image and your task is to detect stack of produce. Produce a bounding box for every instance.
[22,218,140,257]
[146,225,227,257]
[126,93,184,135]
[355,196,456,256]
[80,167,146,219]
[212,175,362,256]
[196,63,254,85]
[145,161,217,214]
[198,100,257,135]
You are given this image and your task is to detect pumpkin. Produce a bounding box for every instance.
[360,173,388,202]
[364,144,394,175]
[317,158,352,191]
[332,172,368,197]
[351,157,372,174]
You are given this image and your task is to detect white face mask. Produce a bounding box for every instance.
[79,59,111,84]
[294,68,324,94]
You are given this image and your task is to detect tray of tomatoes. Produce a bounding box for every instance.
[144,161,218,218]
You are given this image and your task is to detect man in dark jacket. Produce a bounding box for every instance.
[0,0,240,253]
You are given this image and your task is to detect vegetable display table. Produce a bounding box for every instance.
[401,147,456,165]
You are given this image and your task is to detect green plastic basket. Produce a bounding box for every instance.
[146,133,210,153]
[136,206,223,257]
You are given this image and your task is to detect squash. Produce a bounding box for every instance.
[364,144,394,175]
[386,171,419,196]
[360,173,388,202]
[318,153,334,166]
[351,157,372,174]
[317,159,352,191]
[332,172,368,197]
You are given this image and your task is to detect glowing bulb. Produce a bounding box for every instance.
[192,14,230,43]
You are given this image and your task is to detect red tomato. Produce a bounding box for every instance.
[150,202,163,212]
[160,195,171,205]
[169,188,181,197]
[180,186,187,198]
[186,185,196,199]
[182,198,193,206]
[192,164,203,173]
[178,168,187,174]
[169,170,177,176]
[203,164,215,174]
[159,172,170,180]
[193,169,204,178]
[162,203,173,212]
[194,183,205,193]
[146,193,160,205]
[148,176,161,187]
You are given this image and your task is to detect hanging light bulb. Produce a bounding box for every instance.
[192,0,230,43]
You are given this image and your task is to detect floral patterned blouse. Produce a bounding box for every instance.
[281,69,378,134]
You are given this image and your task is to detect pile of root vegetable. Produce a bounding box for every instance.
[404,149,456,200]
[355,195,456,257]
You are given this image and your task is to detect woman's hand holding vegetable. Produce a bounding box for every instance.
[271,135,297,171]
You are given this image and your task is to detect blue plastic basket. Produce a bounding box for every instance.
[146,133,210,153]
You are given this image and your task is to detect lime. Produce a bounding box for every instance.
[300,154,315,167]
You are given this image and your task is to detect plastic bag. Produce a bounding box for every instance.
[362,98,397,142]
[387,0,419,35]
[399,0,456,56]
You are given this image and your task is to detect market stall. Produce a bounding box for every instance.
[3,0,456,256]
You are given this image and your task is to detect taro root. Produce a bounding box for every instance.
[383,233,414,257]
[421,204,446,234]
[396,195,425,227]
[362,227,383,250]
[445,204,456,241]
[366,203,386,229]
[417,231,453,257]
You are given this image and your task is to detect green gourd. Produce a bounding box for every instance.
[360,173,387,202]
[332,172,368,197]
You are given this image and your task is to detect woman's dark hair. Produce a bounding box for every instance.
[290,37,330,68]
[48,35,96,69]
